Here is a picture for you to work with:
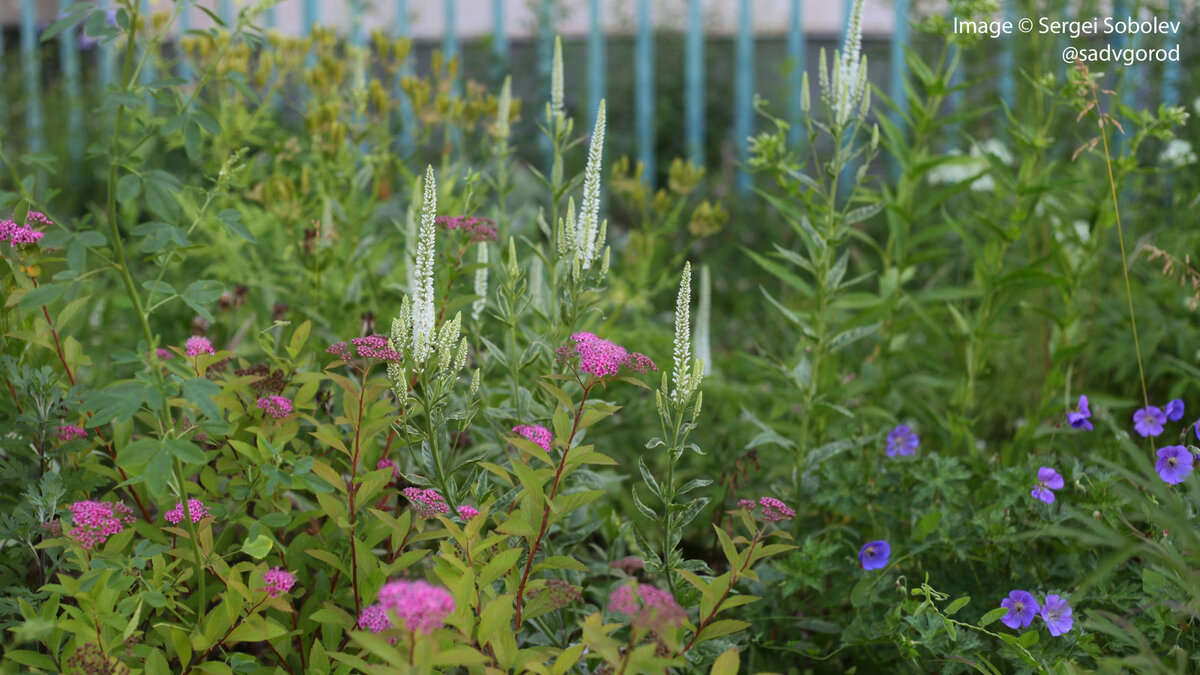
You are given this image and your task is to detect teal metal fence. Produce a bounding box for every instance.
[3,0,1182,193]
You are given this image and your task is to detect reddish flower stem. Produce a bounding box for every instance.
[513,381,594,629]
[347,367,368,616]
[30,279,151,520]
[678,529,764,655]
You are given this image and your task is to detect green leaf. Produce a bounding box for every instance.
[184,120,202,160]
[287,320,311,358]
[241,535,273,560]
[695,619,751,643]
[18,283,65,309]
[915,510,942,541]
[1017,630,1039,648]
[181,280,225,322]
[477,595,513,644]
[143,175,181,222]
[850,576,877,608]
[117,173,142,202]
[480,548,523,586]
[945,596,970,617]
[637,457,663,500]
[40,4,90,43]
[182,377,222,421]
[978,607,1009,628]
[710,647,740,675]
[87,382,146,425]
[218,209,256,243]
[165,439,207,465]
[828,324,879,352]
[117,439,161,467]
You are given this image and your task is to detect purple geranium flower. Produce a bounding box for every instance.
[886,425,919,457]
[1031,467,1065,504]
[1067,395,1092,431]
[1000,590,1040,629]
[1040,594,1073,636]
[1133,406,1166,438]
[858,540,890,571]
[1165,399,1185,422]
[1155,445,1194,485]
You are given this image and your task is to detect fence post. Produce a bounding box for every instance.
[734,0,753,192]
[786,0,804,148]
[443,0,459,67]
[99,0,114,90]
[492,0,508,84]
[352,0,365,46]
[1163,0,1181,106]
[220,0,233,25]
[304,0,318,35]
[536,0,553,170]
[396,0,415,156]
[140,0,157,86]
[588,0,604,127]
[999,0,1013,111]
[635,0,654,184]
[888,0,909,179]
[179,1,193,81]
[20,0,44,153]
[685,0,704,166]
[944,5,962,152]
[1112,0,1135,150]
[837,0,853,199]
[58,0,84,174]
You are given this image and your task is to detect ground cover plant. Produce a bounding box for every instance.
[2,0,1199,673]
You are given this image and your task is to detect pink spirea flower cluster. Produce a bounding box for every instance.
[57,425,87,442]
[377,579,456,634]
[0,211,51,248]
[607,583,687,635]
[185,336,215,357]
[164,499,211,525]
[402,487,451,519]
[759,497,796,522]
[68,500,135,551]
[558,332,657,378]
[151,348,174,361]
[435,215,498,242]
[327,334,403,363]
[513,424,553,452]
[263,566,297,598]
[457,505,479,520]
[256,395,294,419]
[377,457,401,479]
[358,603,392,633]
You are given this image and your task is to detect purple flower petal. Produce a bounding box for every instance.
[858,540,891,571]
[1067,395,1092,430]
[1133,406,1166,438]
[886,425,919,457]
[1155,445,1194,485]
[1037,467,1064,490]
[1040,594,1073,636]
[1031,486,1056,504]
[1165,399,1185,422]
[1000,590,1039,629]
